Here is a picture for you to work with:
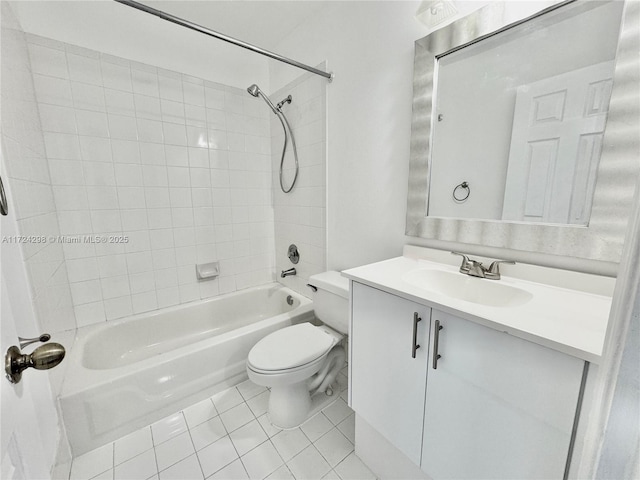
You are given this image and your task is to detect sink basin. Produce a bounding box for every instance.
[402,269,533,307]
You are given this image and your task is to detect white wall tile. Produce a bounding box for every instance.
[76,110,109,137]
[67,257,99,282]
[97,254,128,278]
[43,132,81,160]
[33,74,73,106]
[71,82,105,112]
[67,53,102,85]
[105,89,135,116]
[111,139,140,164]
[185,105,206,127]
[137,118,163,143]
[79,136,112,163]
[28,37,285,323]
[104,296,133,320]
[182,81,205,107]
[130,272,155,294]
[39,104,77,133]
[163,123,187,146]
[70,280,103,305]
[132,291,158,314]
[117,187,145,208]
[83,162,115,186]
[165,145,189,167]
[132,69,159,97]
[29,43,68,78]
[159,75,183,102]
[101,62,132,92]
[134,94,162,121]
[50,160,84,185]
[108,114,138,141]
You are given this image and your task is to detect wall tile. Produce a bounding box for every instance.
[132,69,159,97]
[67,53,101,86]
[101,62,132,92]
[33,74,73,106]
[108,114,138,141]
[27,36,280,324]
[105,89,135,116]
[39,104,77,134]
[272,72,327,296]
[28,43,68,78]
[71,82,106,112]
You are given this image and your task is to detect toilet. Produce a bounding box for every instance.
[247,271,349,428]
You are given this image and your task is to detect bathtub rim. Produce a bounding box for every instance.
[60,283,313,397]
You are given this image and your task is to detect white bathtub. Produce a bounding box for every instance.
[59,284,313,456]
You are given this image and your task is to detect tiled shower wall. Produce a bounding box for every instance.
[272,70,327,295]
[1,13,76,334]
[26,34,275,326]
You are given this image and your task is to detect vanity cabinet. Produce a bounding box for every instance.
[350,282,431,464]
[422,310,584,479]
[350,282,586,479]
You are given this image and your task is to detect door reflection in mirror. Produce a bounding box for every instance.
[427,1,623,225]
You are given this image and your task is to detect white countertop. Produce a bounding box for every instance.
[342,256,613,364]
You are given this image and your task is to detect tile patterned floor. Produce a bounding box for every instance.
[68,377,376,480]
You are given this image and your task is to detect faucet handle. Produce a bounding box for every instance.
[451,252,472,274]
[486,260,515,279]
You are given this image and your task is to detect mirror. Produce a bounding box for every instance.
[406,0,639,263]
[430,1,622,225]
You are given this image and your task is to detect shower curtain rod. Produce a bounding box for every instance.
[114,0,334,82]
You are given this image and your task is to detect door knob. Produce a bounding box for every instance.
[5,343,66,384]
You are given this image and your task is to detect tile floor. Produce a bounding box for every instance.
[68,377,376,480]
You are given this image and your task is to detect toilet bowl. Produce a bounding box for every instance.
[246,271,349,428]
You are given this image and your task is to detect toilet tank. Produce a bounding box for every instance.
[308,271,349,334]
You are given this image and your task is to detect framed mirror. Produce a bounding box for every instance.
[406,0,639,263]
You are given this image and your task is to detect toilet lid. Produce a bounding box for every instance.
[248,323,336,371]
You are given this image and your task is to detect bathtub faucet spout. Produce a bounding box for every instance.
[281,268,296,278]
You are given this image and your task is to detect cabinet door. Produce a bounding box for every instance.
[422,310,585,480]
[351,282,431,464]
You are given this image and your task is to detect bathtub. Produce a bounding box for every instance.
[59,283,313,456]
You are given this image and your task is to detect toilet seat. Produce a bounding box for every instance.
[247,353,327,376]
[247,322,337,372]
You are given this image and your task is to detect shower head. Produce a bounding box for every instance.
[246,83,279,115]
[247,84,260,97]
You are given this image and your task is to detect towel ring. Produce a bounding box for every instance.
[452,181,470,202]
[0,175,8,216]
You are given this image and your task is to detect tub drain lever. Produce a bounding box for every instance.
[18,333,51,350]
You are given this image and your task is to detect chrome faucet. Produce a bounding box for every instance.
[451,252,515,280]
[281,268,296,278]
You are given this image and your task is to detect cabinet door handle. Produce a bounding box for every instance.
[432,319,444,369]
[411,312,422,358]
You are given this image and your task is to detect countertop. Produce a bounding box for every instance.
[342,256,612,364]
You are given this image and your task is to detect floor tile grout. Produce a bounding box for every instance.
[71,376,371,480]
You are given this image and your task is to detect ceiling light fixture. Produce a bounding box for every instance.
[415,0,459,28]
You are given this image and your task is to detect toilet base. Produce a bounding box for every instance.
[269,381,312,428]
[267,372,348,430]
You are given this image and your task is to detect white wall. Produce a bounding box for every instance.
[271,1,430,271]
[9,0,270,90]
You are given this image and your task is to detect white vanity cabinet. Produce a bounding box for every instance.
[350,281,431,464]
[350,281,587,479]
[421,310,585,480]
